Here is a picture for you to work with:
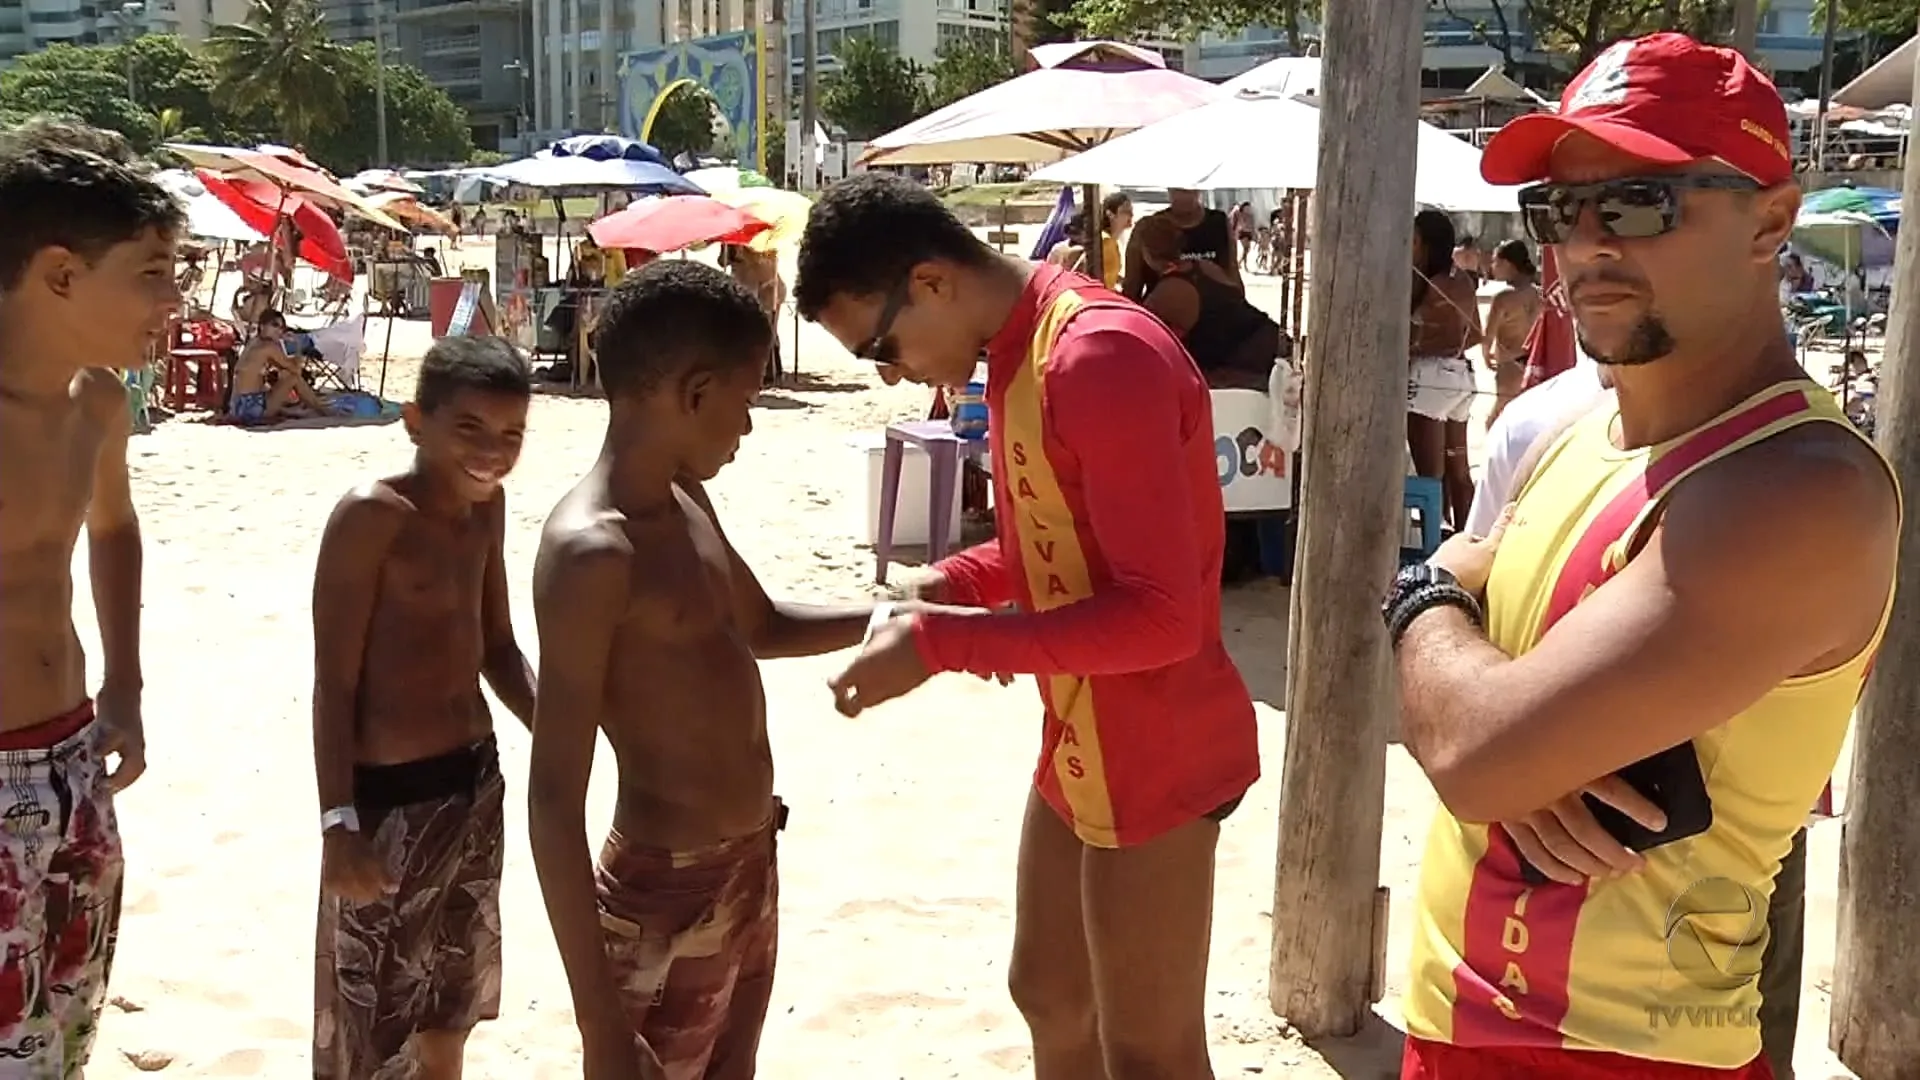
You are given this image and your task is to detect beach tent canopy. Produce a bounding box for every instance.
[1463,65,1553,105]
[1222,56,1322,97]
[1834,35,1916,110]
[861,40,1221,166]
[1032,89,1520,213]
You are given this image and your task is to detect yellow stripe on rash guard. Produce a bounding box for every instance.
[1001,288,1114,838]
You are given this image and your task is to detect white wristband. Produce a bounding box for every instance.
[321,806,361,834]
[864,602,896,645]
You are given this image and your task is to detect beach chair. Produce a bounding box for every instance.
[298,315,368,393]
[124,364,154,434]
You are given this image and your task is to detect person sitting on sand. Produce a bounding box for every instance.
[229,309,326,423]
[310,336,537,1080]
[0,116,174,1078]
[1132,213,1280,389]
[528,261,888,1079]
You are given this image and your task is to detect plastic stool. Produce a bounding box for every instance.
[874,419,988,585]
[1402,476,1444,564]
[1255,513,1295,583]
[165,348,221,412]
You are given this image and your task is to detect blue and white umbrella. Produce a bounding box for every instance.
[478,136,706,196]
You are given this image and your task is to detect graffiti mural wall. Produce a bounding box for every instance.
[619,30,765,171]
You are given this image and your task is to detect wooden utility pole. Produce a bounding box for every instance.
[1730,0,1759,57]
[1831,14,1920,1077]
[1268,0,1420,1038]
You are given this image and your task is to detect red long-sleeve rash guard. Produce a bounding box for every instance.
[907,265,1258,847]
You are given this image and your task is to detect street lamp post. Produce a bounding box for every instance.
[372,0,389,166]
[504,60,532,154]
[114,2,145,102]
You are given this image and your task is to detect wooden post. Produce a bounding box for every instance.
[1288,191,1307,337]
[1831,14,1920,1075]
[1268,0,1421,1038]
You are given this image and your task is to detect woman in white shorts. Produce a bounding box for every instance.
[1408,209,1484,530]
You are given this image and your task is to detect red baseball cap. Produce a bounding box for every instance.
[1480,33,1793,187]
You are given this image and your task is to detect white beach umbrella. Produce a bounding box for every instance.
[1032,89,1520,213]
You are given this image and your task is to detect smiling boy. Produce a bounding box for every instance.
[310,336,537,1080]
[0,118,180,1075]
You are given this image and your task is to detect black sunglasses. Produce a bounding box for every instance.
[857,278,911,368]
[1516,174,1764,246]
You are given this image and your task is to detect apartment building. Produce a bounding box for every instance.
[1184,0,1830,87]
[318,0,531,150]
[143,0,249,42]
[786,0,1010,107]
[0,0,164,64]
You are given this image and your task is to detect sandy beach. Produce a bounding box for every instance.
[69,235,1859,1079]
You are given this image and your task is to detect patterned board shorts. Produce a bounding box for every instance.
[596,801,785,1080]
[313,738,505,1080]
[0,702,124,1080]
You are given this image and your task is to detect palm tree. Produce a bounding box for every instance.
[207,0,358,146]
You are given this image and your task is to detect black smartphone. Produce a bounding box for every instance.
[1517,741,1713,885]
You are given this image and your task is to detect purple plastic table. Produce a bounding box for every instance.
[874,419,989,585]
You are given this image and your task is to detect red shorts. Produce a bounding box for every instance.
[1402,1036,1775,1080]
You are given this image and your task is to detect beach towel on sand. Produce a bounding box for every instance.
[313,738,504,1079]
[596,802,784,1080]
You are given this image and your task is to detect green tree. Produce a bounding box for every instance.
[1013,0,1079,51]
[647,83,721,160]
[927,38,1019,110]
[1067,0,1763,69]
[1813,0,1919,38]
[1065,0,1321,50]
[764,122,786,180]
[820,35,926,140]
[124,35,242,140]
[0,44,161,147]
[207,0,359,146]
[305,43,472,170]
[0,39,273,151]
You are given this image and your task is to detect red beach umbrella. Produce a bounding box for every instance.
[195,169,353,282]
[588,196,771,255]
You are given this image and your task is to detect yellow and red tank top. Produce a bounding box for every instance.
[1403,379,1898,1068]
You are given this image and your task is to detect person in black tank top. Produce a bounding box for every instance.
[1133,214,1278,389]
[1121,189,1242,302]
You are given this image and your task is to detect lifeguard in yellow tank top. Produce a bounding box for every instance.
[1403,379,1899,1069]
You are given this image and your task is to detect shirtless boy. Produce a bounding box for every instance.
[310,336,537,1079]
[529,261,880,1080]
[230,308,326,424]
[0,118,180,1075]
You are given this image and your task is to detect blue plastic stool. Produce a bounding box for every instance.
[1255,513,1295,583]
[1402,476,1444,564]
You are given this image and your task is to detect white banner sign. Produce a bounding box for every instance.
[1210,388,1293,513]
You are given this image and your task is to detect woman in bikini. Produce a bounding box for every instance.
[1407,209,1483,531]
[1481,239,1542,427]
